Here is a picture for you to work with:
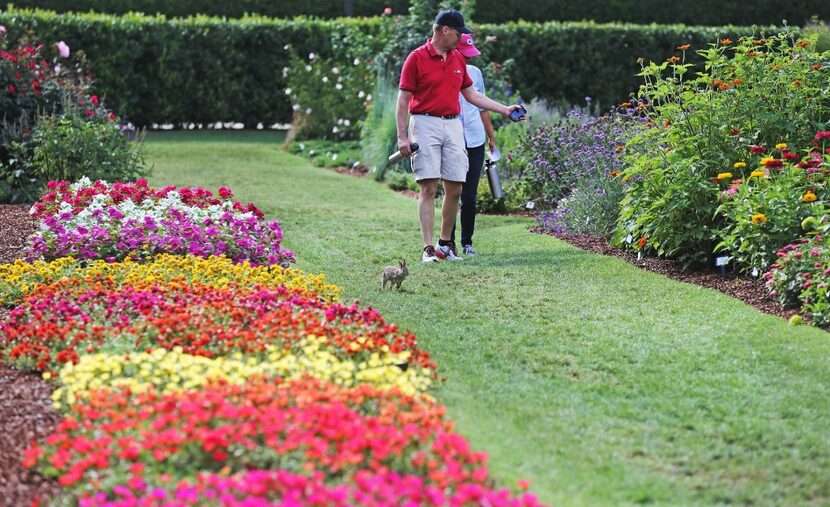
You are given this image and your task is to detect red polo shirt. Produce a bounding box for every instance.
[399,39,473,117]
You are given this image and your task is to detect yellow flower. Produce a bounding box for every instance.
[803,191,818,203]
[750,170,766,178]
[733,162,747,169]
[716,172,733,180]
[751,213,767,225]
[775,143,788,150]
[760,157,774,165]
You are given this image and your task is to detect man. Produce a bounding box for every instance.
[396,9,523,263]
[450,32,496,256]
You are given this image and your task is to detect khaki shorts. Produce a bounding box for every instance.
[408,114,468,182]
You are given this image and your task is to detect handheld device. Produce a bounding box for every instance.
[509,106,527,122]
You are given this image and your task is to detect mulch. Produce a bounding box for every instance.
[0,204,60,507]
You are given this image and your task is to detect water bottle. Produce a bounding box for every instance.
[388,143,419,164]
[485,159,505,200]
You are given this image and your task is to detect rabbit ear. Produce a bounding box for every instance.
[400,259,405,267]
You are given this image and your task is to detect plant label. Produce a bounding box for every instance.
[715,256,729,267]
[525,201,535,210]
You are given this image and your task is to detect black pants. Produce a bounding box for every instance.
[451,144,485,246]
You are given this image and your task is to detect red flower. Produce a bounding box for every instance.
[218,186,233,199]
[763,158,784,168]
[85,109,94,117]
[7,84,14,94]
[108,112,117,122]
[749,145,767,154]
[91,95,99,105]
[815,131,830,142]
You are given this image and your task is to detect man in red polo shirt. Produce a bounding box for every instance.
[396,9,524,263]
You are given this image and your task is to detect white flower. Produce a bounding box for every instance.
[331,153,338,160]
[337,118,343,125]
[292,104,301,111]
[335,83,342,90]
[306,108,312,114]
[366,94,372,101]
[309,52,315,60]
[343,119,351,127]
[332,126,339,133]
[358,91,365,98]
[332,67,339,74]
[54,64,62,75]
[283,44,290,50]
[305,65,312,71]
[353,58,360,66]
[322,76,328,83]
[285,88,292,95]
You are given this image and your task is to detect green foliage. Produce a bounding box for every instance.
[9,0,829,26]
[286,139,361,168]
[31,111,147,185]
[385,171,418,192]
[359,75,400,181]
[765,234,830,324]
[616,32,830,268]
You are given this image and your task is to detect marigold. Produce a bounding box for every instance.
[750,170,766,178]
[716,172,733,180]
[751,213,767,225]
[803,191,818,203]
[720,38,733,45]
[637,237,648,250]
[775,143,788,150]
[733,162,747,169]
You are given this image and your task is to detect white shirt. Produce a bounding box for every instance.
[459,64,486,148]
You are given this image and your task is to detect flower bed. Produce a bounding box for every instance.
[0,179,542,505]
[24,178,294,266]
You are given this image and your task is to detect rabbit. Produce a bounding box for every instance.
[381,259,408,290]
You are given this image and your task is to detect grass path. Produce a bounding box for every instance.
[146,131,830,507]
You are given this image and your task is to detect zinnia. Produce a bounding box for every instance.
[56,41,70,58]
[752,213,767,225]
[733,162,746,169]
[750,170,765,178]
[716,172,733,180]
[803,191,818,203]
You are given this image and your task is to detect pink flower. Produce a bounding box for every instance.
[218,186,233,199]
[383,6,393,14]
[816,131,830,141]
[0,25,6,34]
[56,41,70,58]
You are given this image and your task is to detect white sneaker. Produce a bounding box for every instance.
[436,242,464,261]
[462,244,477,256]
[422,245,440,263]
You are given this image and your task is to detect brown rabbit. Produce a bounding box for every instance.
[381,259,408,290]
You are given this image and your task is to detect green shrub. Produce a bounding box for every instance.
[360,75,401,181]
[616,32,830,268]
[386,171,418,192]
[31,111,146,184]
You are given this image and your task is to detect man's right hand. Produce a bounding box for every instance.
[397,138,413,158]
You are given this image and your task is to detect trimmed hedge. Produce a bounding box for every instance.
[4,0,829,26]
[0,8,383,126]
[0,8,783,124]
[476,21,773,108]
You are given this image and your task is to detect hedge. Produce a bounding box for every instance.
[4,0,829,26]
[0,8,782,125]
[0,8,383,126]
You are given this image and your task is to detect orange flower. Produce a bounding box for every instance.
[746,51,759,57]
[663,120,671,128]
[811,64,823,71]
[719,83,731,91]
[615,145,626,152]
[710,79,724,87]
[803,191,817,203]
[793,79,802,88]
[728,129,741,136]
[732,79,743,85]
[635,103,647,111]
[752,39,765,45]
[637,237,648,250]
[608,171,621,177]
[720,38,733,45]
[770,64,784,71]
[797,40,811,48]
[666,55,680,63]
[676,43,691,50]
[619,101,632,107]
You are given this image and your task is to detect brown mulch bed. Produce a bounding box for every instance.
[539,229,799,321]
[0,204,60,507]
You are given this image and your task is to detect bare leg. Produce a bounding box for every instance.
[418,179,438,247]
[440,180,463,241]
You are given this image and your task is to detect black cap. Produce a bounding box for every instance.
[435,9,471,34]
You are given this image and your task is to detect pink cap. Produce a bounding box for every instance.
[456,33,481,58]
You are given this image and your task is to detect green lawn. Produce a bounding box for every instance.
[145,130,830,507]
